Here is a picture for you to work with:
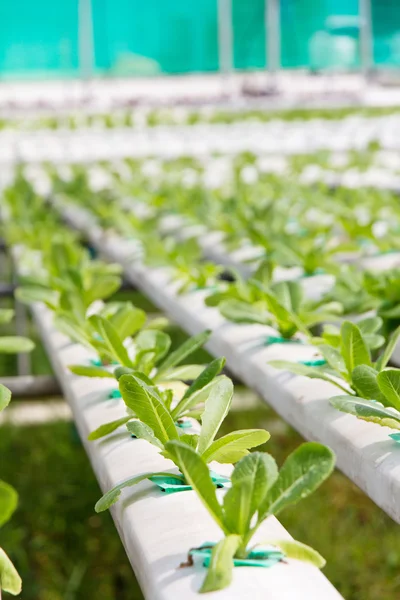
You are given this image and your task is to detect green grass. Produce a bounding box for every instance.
[0,421,143,600]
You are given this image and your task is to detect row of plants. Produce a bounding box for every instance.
[2,104,400,132]
[40,156,400,437]
[0,176,337,594]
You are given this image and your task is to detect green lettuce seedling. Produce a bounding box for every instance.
[271,319,400,429]
[220,279,342,340]
[166,441,335,593]
[95,376,269,511]
[71,324,211,391]
[87,352,226,441]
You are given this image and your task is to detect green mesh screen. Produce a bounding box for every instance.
[371,0,400,66]
[0,0,399,79]
[0,1,79,78]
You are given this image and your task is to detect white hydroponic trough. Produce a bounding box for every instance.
[26,302,343,600]
[54,201,400,526]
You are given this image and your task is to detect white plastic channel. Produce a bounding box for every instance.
[56,202,400,525]
[28,304,343,600]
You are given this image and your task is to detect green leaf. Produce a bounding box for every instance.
[16,285,58,309]
[85,275,121,306]
[0,547,22,595]
[266,539,326,568]
[197,378,234,455]
[95,471,185,512]
[54,315,93,349]
[352,365,386,402]
[0,310,14,325]
[199,535,241,594]
[164,441,227,532]
[341,321,371,374]
[364,334,385,351]
[144,316,169,330]
[330,395,400,429]
[156,330,211,378]
[87,416,133,441]
[377,369,400,411]
[119,374,178,444]
[202,429,270,464]
[109,304,146,339]
[357,316,383,335]
[273,280,303,313]
[114,366,135,380]
[0,385,11,412]
[219,300,269,325]
[135,330,171,364]
[0,481,18,528]
[269,361,351,393]
[89,315,133,367]
[223,453,278,535]
[375,325,400,371]
[0,337,35,354]
[260,443,335,519]
[68,365,116,379]
[318,345,346,376]
[126,420,164,449]
[172,358,226,419]
[159,364,205,382]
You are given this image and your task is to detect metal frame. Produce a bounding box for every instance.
[217,0,233,79]
[266,0,280,77]
[359,0,373,77]
[79,0,95,82]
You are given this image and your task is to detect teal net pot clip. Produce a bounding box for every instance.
[149,471,230,493]
[90,358,119,367]
[189,541,285,568]
[265,336,304,346]
[298,359,327,367]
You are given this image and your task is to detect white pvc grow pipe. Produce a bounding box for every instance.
[26,300,342,600]
[55,201,400,525]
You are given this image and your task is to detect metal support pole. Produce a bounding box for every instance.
[265,0,280,86]
[79,0,95,86]
[0,375,61,398]
[359,0,373,78]
[217,0,233,82]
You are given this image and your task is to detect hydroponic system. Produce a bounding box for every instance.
[2,104,400,599]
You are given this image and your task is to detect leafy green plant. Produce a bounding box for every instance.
[364,268,400,336]
[271,318,400,429]
[95,376,269,511]
[85,330,220,439]
[16,243,122,328]
[218,278,342,340]
[271,235,354,277]
[322,266,377,316]
[270,318,390,392]
[166,441,335,593]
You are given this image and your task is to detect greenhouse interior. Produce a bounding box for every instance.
[3,1,400,599]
